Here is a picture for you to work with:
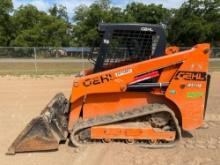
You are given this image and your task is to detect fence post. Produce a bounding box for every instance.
[82,47,84,70]
[34,47,38,73]
[211,47,213,58]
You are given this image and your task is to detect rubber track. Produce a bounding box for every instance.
[70,104,182,148]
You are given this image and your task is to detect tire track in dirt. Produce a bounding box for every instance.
[72,144,109,165]
[205,114,220,121]
[180,121,220,150]
[181,137,220,150]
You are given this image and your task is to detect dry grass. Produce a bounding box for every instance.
[209,60,220,72]
[0,62,92,75]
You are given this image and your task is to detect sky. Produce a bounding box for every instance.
[13,0,186,16]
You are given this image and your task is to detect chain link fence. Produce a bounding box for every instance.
[0,47,92,75]
[0,47,219,75]
[0,47,93,58]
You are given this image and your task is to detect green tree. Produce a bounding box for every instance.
[11,5,45,46]
[96,0,110,10]
[73,0,109,46]
[11,5,71,47]
[73,0,132,46]
[168,0,220,46]
[38,14,71,47]
[125,3,170,24]
[73,1,172,46]
[49,4,69,22]
[0,0,13,46]
[1,0,218,47]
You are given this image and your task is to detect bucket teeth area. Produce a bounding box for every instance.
[7,117,58,155]
[7,93,69,155]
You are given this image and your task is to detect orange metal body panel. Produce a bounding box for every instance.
[68,98,83,130]
[158,65,179,83]
[165,45,209,130]
[83,93,174,119]
[91,126,176,141]
[68,43,210,131]
[68,92,180,131]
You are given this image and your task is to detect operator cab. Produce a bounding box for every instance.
[89,23,166,73]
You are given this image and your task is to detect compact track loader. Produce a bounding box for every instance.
[7,23,211,154]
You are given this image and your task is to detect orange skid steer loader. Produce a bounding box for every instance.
[7,23,211,154]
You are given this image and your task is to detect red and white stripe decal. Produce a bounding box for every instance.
[129,71,159,84]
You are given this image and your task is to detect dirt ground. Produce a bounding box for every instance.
[0,73,220,165]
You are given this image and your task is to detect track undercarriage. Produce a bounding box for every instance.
[70,104,181,148]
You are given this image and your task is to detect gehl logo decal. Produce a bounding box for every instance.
[83,74,113,87]
[174,71,206,81]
